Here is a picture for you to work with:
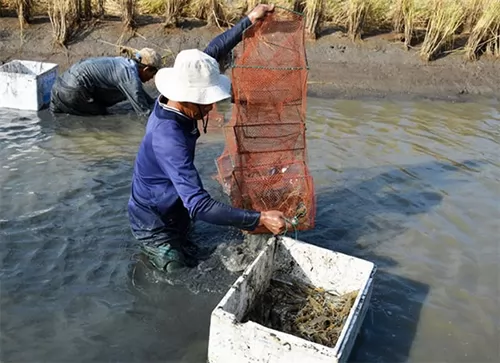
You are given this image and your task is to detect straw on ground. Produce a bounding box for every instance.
[2,0,500,61]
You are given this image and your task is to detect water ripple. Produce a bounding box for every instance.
[1,99,499,363]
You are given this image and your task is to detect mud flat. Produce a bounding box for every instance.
[1,17,499,102]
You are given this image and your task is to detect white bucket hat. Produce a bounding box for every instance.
[154,49,231,105]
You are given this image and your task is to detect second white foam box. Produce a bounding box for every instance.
[0,60,58,111]
[208,236,376,363]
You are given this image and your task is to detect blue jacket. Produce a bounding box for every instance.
[128,16,261,233]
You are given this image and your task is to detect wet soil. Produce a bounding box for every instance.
[1,16,499,102]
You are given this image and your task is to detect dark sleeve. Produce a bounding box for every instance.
[203,16,252,63]
[116,71,153,117]
[152,124,261,230]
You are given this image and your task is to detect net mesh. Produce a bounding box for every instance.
[216,7,316,234]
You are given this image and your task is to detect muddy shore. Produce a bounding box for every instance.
[1,16,499,102]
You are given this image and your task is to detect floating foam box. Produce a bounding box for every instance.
[0,60,58,111]
[208,236,376,363]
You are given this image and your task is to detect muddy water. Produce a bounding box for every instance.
[1,98,499,363]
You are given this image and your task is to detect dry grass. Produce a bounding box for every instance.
[419,0,466,61]
[121,0,135,28]
[322,0,348,26]
[2,0,500,62]
[189,0,232,27]
[95,0,104,17]
[463,0,484,33]
[81,0,92,19]
[73,0,92,20]
[464,0,500,60]
[15,0,32,27]
[347,0,367,41]
[135,0,164,14]
[391,0,431,49]
[13,0,32,42]
[303,0,324,39]
[47,0,78,46]
[341,0,392,41]
[401,0,417,48]
[163,0,187,28]
[392,0,405,33]
[365,0,393,33]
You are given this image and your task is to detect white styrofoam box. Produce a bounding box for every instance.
[0,60,58,111]
[208,236,376,363]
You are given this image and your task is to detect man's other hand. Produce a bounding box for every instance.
[248,3,275,24]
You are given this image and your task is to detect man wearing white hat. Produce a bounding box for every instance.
[127,4,289,272]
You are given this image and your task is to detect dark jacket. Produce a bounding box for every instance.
[128,16,262,234]
[50,56,155,117]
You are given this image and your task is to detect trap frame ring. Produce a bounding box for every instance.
[232,65,310,71]
[228,4,310,152]
[229,4,307,70]
[274,4,306,17]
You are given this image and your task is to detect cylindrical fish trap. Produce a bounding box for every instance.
[216,6,316,234]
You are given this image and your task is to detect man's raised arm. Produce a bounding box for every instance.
[203,4,275,63]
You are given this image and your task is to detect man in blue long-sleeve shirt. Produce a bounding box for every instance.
[50,48,162,117]
[128,4,289,273]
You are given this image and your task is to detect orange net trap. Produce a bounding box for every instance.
[216,7,316,234]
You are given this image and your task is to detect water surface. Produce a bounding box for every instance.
[1,97,499,362]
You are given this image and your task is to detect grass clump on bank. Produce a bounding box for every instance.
[391,0,431,49]
[464,0,500,59]
[47,0,77,46]
[301,0,325,40]
[419,0,466,61]
[163,0,187,27]
[347,0,368,41]
[2,0,500,62]
[77,0,92,20]
[121,0,135,29]
[189,0,234,27]
[15,0,31,27]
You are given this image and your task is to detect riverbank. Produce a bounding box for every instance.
[1,16,499,102]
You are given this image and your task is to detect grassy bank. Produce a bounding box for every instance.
[1,0,499,61]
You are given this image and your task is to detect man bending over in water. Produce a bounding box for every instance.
[50,48,162,117]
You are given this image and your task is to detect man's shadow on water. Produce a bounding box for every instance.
[291,158,485,363]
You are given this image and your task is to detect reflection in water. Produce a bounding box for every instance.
[0,98,499,363]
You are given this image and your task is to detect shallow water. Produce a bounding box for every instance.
[1,97,499,362]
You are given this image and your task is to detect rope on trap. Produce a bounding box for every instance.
[277,201,308,240]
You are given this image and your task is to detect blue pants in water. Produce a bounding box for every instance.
[129,199,214,272]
